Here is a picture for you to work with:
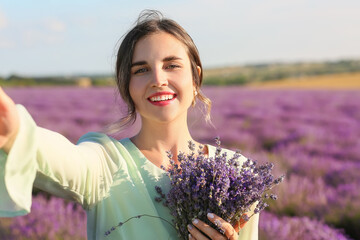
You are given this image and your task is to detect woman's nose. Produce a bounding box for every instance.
[151,68,168,87]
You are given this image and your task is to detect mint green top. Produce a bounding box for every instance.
[0,105,259,240]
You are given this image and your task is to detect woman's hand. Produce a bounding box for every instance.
[187,213,247,240]
[0,87,19,154]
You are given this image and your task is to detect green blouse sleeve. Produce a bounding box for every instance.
[0,105,123,217]
[0,105,37,217]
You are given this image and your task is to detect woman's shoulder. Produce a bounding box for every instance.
[76,132,113,149]
[77,132,133,153]
[206,144,249,165]
[77,133,141,156]
[77,132,126,144]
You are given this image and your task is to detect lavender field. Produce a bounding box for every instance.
[1,86,359,240]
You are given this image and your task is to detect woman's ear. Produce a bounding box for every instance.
[196,66,201,77]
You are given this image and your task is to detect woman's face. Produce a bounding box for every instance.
[129,32,198,125]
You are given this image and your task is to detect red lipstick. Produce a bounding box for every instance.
[147,92,176,106]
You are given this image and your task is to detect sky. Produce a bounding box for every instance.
[0,0,360,76]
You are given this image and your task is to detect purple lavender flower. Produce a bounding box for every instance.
[156,138,284,240]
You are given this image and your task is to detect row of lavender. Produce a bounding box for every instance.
[1,86,358,239]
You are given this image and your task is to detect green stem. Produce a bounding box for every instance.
[105,214,177,237]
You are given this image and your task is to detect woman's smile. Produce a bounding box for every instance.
[147,91,177,106]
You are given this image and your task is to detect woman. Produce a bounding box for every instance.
[0,11,258,240]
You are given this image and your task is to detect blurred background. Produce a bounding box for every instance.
[1,0,359,239]
[1,0,360,80]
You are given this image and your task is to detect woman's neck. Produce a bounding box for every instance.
[130,116,197,168]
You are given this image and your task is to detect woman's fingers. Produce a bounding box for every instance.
[0,87,19,153]
[188,219,224,240]
[188,222,210,240]
[233,214,248,233]
[207,213,239,240]
[188,213,239,240]
[0,87,15,113]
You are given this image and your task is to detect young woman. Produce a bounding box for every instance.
[0,11,259,240]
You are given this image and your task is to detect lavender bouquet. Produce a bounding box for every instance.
[105,137,284,238]
[155,138,284,239]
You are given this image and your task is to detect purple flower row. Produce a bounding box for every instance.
[0,194,87,240]
[259,211,351,240]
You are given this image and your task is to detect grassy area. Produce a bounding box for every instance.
[0,75,114,87]
[245,72,360,89]
[202,59,360,85]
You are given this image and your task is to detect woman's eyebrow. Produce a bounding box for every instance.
[163,56,182,62]
[131,61,147,68]
[131,56,182,67]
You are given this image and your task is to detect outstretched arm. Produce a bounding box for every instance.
[0,88,124,217]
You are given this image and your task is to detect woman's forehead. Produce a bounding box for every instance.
[132,32,189,62]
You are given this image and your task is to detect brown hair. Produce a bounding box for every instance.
[113,10,211,131]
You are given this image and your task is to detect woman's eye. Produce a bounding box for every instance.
[166,64,180,69]
[134,68,148,74]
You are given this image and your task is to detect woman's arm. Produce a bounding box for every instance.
[0,88,122,216]
[32,125,123,208]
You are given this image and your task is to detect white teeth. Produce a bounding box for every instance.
[150,95,174,102]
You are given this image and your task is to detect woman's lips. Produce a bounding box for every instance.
[147,92,177,106]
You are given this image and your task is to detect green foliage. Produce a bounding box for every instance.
[203,59,360,85]
[0,75,74,86]
[91,77,115,86]
[0,75,115,87]
[325,206,360,239]
[204,75,248,86]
